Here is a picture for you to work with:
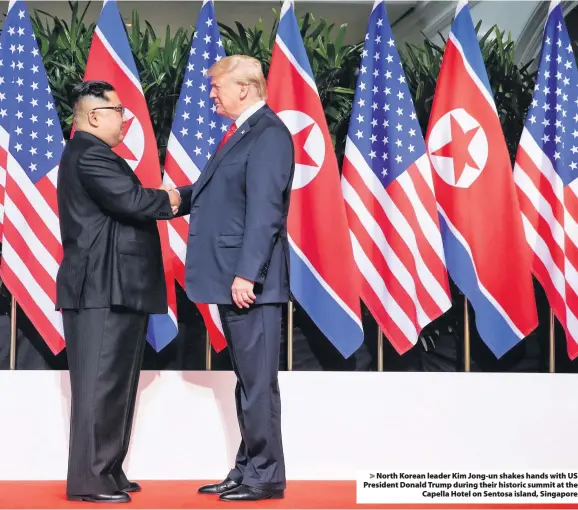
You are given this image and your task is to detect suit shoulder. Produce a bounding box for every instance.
[264,108,289,129]
[78,141,120,167]
[59,136,94,168]
[256,111,292,140]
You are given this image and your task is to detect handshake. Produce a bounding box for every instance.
[160,184,181,215]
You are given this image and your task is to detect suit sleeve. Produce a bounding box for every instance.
[173,184,194,217]
[235,126,293,284]
[78,145,174,222]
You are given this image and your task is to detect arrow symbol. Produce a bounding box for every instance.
[370,473,375,479]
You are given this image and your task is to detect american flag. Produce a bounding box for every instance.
[0,0,65,353]
[163,0,228,351]
[0,37,6,239]
[514,0,578,359]
[341,0,451,354]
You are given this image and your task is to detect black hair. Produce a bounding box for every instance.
[71,80,115,114]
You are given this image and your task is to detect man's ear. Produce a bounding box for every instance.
[87,109,99,128]
[239,83,249,100]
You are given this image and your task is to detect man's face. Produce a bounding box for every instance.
[209,74,244,120]
[87,91,126,147]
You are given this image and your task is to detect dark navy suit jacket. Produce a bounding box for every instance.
[176,104,295,305]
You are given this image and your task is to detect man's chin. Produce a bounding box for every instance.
[115,135,125,146]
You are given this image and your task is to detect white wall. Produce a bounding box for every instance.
[393,1,540,49]
[1,370,577,480]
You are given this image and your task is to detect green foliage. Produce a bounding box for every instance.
[125,10,191,161]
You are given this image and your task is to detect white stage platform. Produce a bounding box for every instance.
[1,370,577,480]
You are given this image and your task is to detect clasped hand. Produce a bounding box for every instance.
[159,184,181,214]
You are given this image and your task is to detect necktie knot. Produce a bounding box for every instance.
[217,123,238,152]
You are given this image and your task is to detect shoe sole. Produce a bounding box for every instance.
[67,496,131,503]
[198,486,239,494]
[220,492,285,501]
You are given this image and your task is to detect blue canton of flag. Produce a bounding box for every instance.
[523,6,578,184]
[348,3,424,186]
[0,1,64,179]
[171,0,231,171]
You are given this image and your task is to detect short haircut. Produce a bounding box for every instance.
[71,80,115,115]
[207,55,267,99]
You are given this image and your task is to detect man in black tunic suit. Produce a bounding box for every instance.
[55,81,181,503]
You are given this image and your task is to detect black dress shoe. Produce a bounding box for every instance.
[198,477,240,494]
[121,482,141,493]
[67,491,131,503]
[219,485,284,501]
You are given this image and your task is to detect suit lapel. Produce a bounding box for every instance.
[191,105,271,205]
[190,122,251,204]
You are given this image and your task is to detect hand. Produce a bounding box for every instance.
[231,276,256,309]
[168,189,181,212]
[161,184,181,214]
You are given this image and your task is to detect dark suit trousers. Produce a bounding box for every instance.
[62,307,149,495]
[218,304,286,491]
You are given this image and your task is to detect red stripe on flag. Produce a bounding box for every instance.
[344,160,437,320]
[6,174,62,261]
[170,216,190,245]
[516,180,565,275]
[405,163,450,289]
[517,147,565,226]
[532,250,566,325]
[172,258,185,289]
[196,302,226,352]
[165,149,197,187]
[0,262,64,354]
[35,174,59,217]
[3,219,57,300]
[387,176,447,320]
[344,200,417,354]
[0,146,7,170]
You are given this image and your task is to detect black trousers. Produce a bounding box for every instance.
[218,303,286,491]
[62,307,149,496]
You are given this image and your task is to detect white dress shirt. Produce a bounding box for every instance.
[234,99,266,128]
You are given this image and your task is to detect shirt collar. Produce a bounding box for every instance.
[235,100,266,128]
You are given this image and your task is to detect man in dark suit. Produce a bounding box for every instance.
[170,55,294,501]
[55,80,181,503]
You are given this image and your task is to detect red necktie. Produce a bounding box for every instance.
[217,123,238,152]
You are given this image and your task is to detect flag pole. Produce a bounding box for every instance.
[205,331,212,370]
[9,296,16,370]
[549,308,555,373]
[287,300,293,371]
[377,328,383,372]
[464,296,470,372]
